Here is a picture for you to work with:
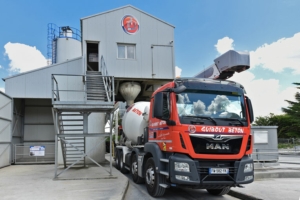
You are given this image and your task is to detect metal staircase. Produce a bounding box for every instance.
[52,56,115,179]
[86,71,107,101]
[58,112,85,168]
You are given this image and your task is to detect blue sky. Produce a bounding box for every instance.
[1,0,300,117]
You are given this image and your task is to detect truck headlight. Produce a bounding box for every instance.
[174,162,190,172]
[244,163,253,172]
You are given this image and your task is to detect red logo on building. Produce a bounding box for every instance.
[121,15,139,34]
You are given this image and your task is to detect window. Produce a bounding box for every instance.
[117,44,136,59]
[162,92,170,119]
[176,90,247,126]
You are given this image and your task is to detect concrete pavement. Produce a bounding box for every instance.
[229,156,300,200]
[0,158,128,200]
[0,153,299,200]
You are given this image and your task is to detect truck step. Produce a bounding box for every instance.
[60,124,83,126]
[159,183,170,188]
[59,119,83,121]
[159,171,169,176]
[160,158,169,163]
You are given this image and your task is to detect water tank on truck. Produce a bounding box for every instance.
[122,102,150,145]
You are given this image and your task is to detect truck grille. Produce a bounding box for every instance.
[190,136,242,154]
[197,161,238,183]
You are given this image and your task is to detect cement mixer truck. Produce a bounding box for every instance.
[115,50,254,197]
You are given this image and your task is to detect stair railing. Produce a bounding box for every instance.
[52,74,60,103]
[100,56,114,103]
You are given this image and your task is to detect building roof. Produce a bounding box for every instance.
[2,57,82,81]
[80,5,175,28]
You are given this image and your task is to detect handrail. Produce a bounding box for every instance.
[51,73,114,104]
[51,74,60,103]
[100,56,114,103]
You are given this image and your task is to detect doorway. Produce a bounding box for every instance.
[86,42,99,71]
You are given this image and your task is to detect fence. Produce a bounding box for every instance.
[14,143,55,164]
[278,138,300,151]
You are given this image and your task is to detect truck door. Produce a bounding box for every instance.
[0,92,12,168]
[149,92,173,151]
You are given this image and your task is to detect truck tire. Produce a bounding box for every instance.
[131,154,145,184]
[206,186,231,196]
[145,157,166,197]
[115,149,120,170]
[119,151,129,174]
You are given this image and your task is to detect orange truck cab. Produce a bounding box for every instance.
[147,78,254,193]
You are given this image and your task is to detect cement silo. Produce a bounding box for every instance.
[47,23,81,65]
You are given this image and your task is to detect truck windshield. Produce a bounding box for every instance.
[176,90,247,125]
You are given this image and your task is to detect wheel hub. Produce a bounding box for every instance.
[116,155,119,165]
[146,167,155,186]
[120,155,123,168]
[132,161,138,175]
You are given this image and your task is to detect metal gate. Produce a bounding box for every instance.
[0,91,12,168]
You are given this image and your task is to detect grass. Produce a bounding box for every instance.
[278,143,300,149]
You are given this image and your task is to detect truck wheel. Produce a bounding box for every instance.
[131,155,145,184]
[145,157,166,197]
[206,186,231,196]
[119,151,129,174]
[115,149,120,170]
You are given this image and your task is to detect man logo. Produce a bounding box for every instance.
[121,15,139,34]
[212,134,223,140]
[206,143,230,150]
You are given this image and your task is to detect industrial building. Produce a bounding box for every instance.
[0,5,278,175]
[0,5,175,174]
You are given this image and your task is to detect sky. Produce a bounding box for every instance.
[0,0,300,118]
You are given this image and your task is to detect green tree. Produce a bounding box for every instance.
[253,113,296,138]
[281,82,300,138]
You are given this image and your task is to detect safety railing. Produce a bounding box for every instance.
[51,74,115,104]
[100,56,114,102]
[14,143,55,164]
[48,23,81,42]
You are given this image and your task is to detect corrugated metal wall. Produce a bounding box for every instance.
[5,57,83,99]
[23,99,54,143]
[0,92,12,168]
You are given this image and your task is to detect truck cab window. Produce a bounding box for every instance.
[176,91,247,126]
[162,92,170,119]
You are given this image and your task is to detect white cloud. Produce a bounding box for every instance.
[215,37,234,54]
[230,71,297,117]
[175,66,182,77]
[250,32,300,74]
[4,42,47,73]
[0,87,4,93]
[0,65,2,69]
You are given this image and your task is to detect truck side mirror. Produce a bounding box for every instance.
[153,92,164,119]
[246,97,254,123]
[153,92,170,120]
